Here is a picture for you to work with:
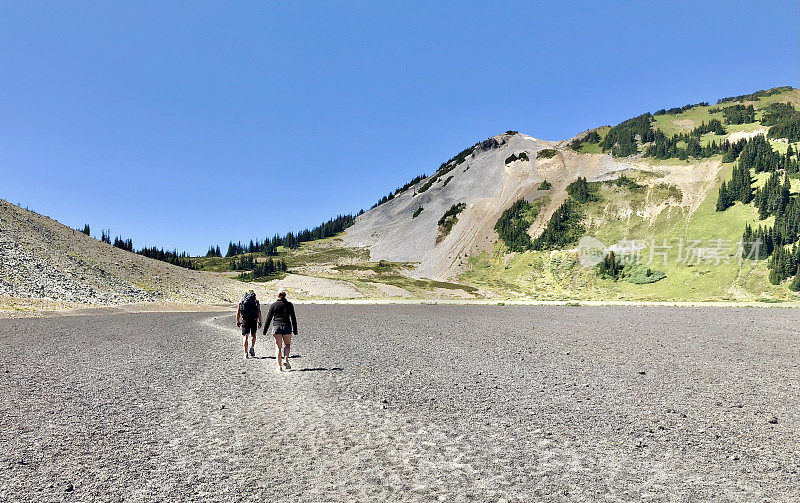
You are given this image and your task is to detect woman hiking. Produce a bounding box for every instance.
[263,288,298,371]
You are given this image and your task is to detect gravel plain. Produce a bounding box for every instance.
[1,305,798,502]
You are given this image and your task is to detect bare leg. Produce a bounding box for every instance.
[250,333,257,353]
[242,335,249,358]
[282,334,292,369]
[273,333,283,370]
[283,333,292,361]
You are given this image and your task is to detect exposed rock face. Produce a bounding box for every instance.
[342,132,720,281]
[0,199,254,305]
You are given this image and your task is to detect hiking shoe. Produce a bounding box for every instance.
[249,347,255,357]
[244,352,250,360]
[284,360,291,370]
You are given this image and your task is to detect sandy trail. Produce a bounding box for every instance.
[1,306,797,502]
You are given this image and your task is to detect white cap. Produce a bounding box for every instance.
[277,288,287,296]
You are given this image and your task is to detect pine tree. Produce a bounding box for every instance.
[789,265,800,292]
[598,251,622,280]
[716,181,731,211]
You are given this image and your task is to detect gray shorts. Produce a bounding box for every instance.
[273,325,292,335]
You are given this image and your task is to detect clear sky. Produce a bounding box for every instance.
[1,1,798,255]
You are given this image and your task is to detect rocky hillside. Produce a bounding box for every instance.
[0,199,265,305]
[343,86,800,300]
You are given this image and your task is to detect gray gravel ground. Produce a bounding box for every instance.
[1,305,798,502]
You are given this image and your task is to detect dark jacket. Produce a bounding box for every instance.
[263,298,297,335]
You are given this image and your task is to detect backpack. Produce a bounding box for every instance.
[240,292,258,320]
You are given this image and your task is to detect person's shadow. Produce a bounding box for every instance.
[255,354,343,372]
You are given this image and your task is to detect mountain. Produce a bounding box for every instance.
[0,199,270,307]
[337,86,800,301]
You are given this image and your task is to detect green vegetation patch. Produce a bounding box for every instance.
[494,198,546,252]
[334,260,402,274]
[568,130,602,151]
[536,149,557,159]
[532,199,584,250]
[626,267,666,284]
[566,176,598,203]
[721,104,756,125]
[436,202,467,243]
[505,152,530,164]
[537,180,552,190]
[412,206,423,218]
[281,237,371,269]
[600,114,654,157]
[237,258,288,282]
[331,260,478,296]
[761,102,800,141]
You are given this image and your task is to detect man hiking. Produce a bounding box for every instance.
[236,289,262,359]
[263,288,298,371]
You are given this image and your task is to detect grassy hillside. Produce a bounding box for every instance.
[461,87,800,301]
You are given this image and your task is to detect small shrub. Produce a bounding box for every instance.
[412,206,423,218]
[610,175,643,190]
[597,251,622,280]
[537,149,557,159]
[438,203,466,227]
[504,152,529,164]
[537,180,552,190]
[626,267,666,284]
[437,203,466,242]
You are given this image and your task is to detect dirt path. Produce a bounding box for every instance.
[1,306,797,501]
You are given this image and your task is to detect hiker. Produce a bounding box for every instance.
[263,288,298,371]
[236,289,262,359]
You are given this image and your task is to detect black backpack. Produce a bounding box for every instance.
[240,292,258,320]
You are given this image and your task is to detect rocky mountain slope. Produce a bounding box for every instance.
[343,133,726,279]
[0,199,264,305]
[342,86,800,300]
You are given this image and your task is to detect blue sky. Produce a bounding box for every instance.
[1,1,797,255]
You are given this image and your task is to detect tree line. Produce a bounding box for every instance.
[716,86,793,104]
[599,113,656,157]
[761,102,800,142]
[237,258,288,281]
[600,89,798,159]
[720,104,755,125]
[79,226,201,270]
[372,174,427,208]
[717,135,800,287]
[715,135,797,211]
[219,213,358,257]
[653,102,708,115]
[138,246,195,269]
